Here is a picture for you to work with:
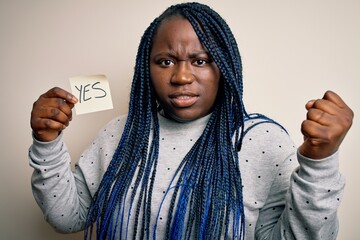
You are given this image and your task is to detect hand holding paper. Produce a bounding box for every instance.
[30,75,113,142]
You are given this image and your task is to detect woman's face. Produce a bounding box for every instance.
[150,16,221,122]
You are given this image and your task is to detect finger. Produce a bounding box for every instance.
[34,94,75,116]
[42,87,78,104]
[32,118,66,142]
[305,100,315,110]
[51,98,74,117]
[42,106,72,125]
[322,90,349,109]
[306,108,336,126]
[309,98,340,116]
[323,90,354,124]
[32,117,67,132]
[301,120,330,145]
[305,91,349,113]
[31,106,71,129]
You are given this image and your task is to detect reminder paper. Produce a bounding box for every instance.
[69,74,113,115]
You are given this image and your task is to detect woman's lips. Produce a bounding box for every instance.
[169,93,199,108]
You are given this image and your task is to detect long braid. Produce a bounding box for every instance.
[168,4,246,238]
[84,16,160,239]
[84,2,283,240]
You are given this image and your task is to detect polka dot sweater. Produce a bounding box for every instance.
[29,113,344,239]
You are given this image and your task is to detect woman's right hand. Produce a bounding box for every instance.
[30,87,78,142]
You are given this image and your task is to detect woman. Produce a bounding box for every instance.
[29,2,353,239]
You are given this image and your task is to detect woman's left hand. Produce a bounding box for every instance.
[299,90,354,159]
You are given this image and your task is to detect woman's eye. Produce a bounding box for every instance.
[159,60,174,66]
[194,59,208,66]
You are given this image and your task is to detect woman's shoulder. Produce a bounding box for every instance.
[241,113,296,156]
[94,114,128,140]
[242,113,287,137]
[104,114,128,129]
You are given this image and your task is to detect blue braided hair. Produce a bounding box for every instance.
[84,2,285,239]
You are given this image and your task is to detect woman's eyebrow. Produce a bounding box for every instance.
[189,51,209,58]
[152,50,209,58]
[151,52,176,58]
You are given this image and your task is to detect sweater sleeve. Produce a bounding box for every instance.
[256,150,345,239]
[29,132,92,233]
[28,115,126,234]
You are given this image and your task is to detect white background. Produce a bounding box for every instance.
[0,0,359,239]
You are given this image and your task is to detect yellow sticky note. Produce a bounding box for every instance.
[69,74,113,115]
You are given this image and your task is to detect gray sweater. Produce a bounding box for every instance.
[29,113,344,239]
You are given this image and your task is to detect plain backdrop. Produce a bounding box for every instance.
[0,0,359,239]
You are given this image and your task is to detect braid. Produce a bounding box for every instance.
[84,2,283,240]
[84,16,160,239]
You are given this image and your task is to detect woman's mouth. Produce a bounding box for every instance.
[170,94,199,108]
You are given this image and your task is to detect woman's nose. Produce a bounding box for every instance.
[170,61,194,85]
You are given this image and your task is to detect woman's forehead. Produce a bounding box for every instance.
[151,17,206,55]
[157,17,192,36]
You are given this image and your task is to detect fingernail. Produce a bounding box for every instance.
[67,94,78,103]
